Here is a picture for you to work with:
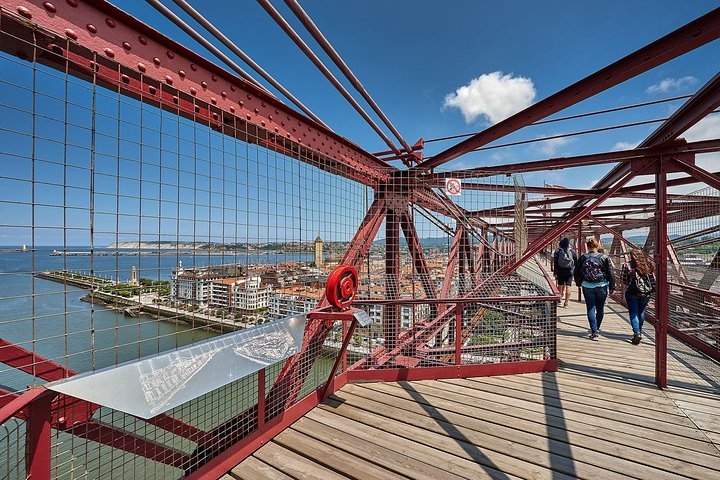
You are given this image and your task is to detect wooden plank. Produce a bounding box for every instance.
[273,427,401,480]
[318,397,585,480]
[327,389,656,480]
[346,383,720,479]
[293,415,470,480]
[231,456,294,480]
[254,442,350,480]
[457,377,703,433]
[469,375,692,420]
[405,378,718,455]
[307,407,521,480]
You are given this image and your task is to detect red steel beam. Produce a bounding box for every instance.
[0,1,391,186]
[673,156,720,191]
[655,158,669,389]
[399,210,439,300]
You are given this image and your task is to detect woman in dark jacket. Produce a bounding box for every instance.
[574,238,615,341]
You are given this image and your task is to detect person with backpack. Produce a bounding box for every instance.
[621,249,656,344]
[553,237,577,308]
[574,238,616,341]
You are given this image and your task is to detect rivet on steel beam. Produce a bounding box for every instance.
[167,51,175,59]
[230,85,236,91]
[152,57,161,66]
[121,74,130,84]
[221,91,227,99]
[211,75,217,82]
[137,62,146,72]
[261,102,265,107]
[122,42,131,51]
[49,44,63,55]
[194,105,200,113]
[239,100,244,106]
[138,36,147,45]
[230,106,235,113]
[268,115,273,121]
[190,63,198,71]
[89,61,99,72]
[86,24,97,34]
[165,75,173,85]
[247,94,252,100]
[104,48,115,58]
[261,121,265,127]
[212,112,218,119]
[201,81,208,89]
[172,96,178,104]
[281,121,285,126]
[43,3,57,14]
[148,86,156,95]
[246,114,251,120]
[65,29,78,40]
[106,18,116,28]
[211,97,217,105]
[189,87,196,95]
[274,127,279,132]
[254,108,259,114]
[17,6,32,18]
[178,70,186,78]
[66,0,78,7]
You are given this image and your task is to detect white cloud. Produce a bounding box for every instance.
[646,76,697,95]
[537,137,568,156]
[443,71,536,124]
[683,115,720,142]
[612,141,639,151]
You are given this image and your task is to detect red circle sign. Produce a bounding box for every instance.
[326,266,358,309]
[446,179,461,195]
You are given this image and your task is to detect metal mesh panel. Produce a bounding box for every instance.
[0,15,358,478]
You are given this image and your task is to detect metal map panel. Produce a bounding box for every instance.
[47,315,307,419]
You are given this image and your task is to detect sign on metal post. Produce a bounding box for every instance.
[445,178,462,196]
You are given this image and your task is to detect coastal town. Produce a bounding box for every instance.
[38,237,446,341]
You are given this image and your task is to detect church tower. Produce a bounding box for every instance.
[314,235,323,268]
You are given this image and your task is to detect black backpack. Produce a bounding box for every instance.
[631,270,654,297]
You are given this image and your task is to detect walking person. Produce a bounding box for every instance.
[621,249,656,344]
[553,237,577,308]
[574,239,615,341]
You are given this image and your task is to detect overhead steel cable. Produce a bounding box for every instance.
[425,93,696,144]
[255,0,404,158]
[170,0,329,129]
[146,0,264,89]
[283,0,414,155]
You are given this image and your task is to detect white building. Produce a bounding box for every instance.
[209,276,272,311]
[171,266,226,307]
[269,287,322,319]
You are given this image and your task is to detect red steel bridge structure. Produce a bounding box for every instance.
[0,1,718,479]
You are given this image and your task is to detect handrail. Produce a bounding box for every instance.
[668,280,720,298]
[0,386,48,425]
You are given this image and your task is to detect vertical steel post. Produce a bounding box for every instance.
[26,392,53,480]
[655,157,669,389]
[577,222,583,301]
[257,368,265,429]
[385,209,400,351]
[455,305,462,365]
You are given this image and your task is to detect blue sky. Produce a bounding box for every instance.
[116,1,720,180]
[1,1,718,245]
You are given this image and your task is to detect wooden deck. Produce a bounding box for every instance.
[226,299,720,480]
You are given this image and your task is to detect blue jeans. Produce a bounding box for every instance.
[583,286,608,334]
[626,292,650,335]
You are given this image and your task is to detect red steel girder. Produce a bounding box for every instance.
[414,7,720,172]
[399,210,439,300]
[0,1,391,186]
[425,138,720,180]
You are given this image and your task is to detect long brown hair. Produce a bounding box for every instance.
[630,249,654,275]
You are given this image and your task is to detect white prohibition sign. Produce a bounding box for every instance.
[445,178,462,196]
